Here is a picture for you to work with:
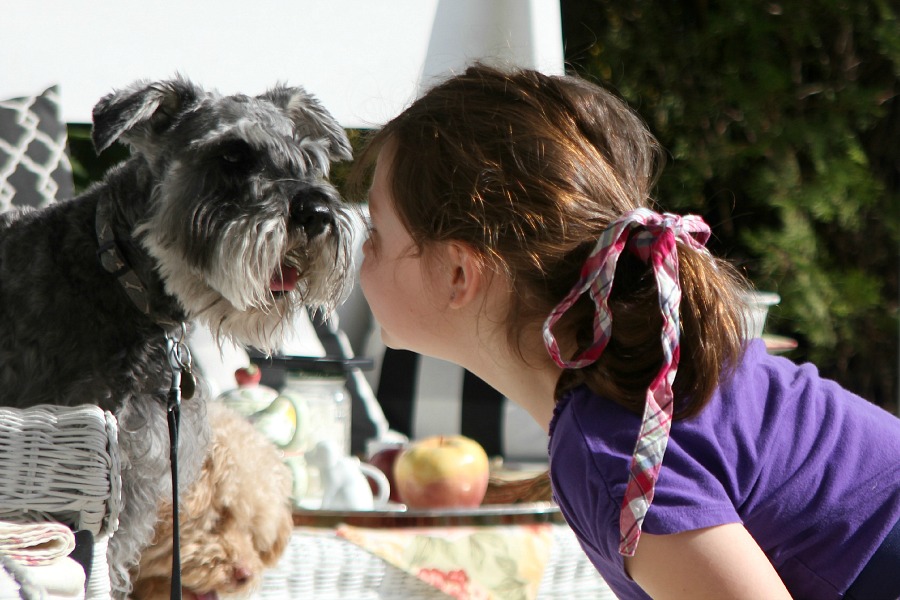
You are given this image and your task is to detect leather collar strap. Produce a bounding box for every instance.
[95,198,182,330]
[95,197,154,316]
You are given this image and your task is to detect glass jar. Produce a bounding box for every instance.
[283,370,350,456]
[278,357,354,509]
[246,353,374,509]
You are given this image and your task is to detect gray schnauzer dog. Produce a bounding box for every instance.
[0,77,353,597]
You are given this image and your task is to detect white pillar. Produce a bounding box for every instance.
[419,0,564,94]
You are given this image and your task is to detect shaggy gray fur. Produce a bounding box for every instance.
[0,77,353,598]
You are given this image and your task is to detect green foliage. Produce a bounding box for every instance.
[328,128,368,202]
[66,124,130,194]
[562,0,899,405]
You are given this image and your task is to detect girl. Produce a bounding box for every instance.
[351,64,900,599]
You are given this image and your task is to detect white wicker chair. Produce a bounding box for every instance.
[0,405,121,600]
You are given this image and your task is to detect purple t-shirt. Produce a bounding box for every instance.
[549,339,900,599]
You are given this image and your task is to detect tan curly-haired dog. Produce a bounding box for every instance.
[131,403,294,600]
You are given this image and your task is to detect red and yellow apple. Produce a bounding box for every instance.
[393,435,490,509]
[366,445,406,503]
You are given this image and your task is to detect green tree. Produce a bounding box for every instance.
[562,0,899,406]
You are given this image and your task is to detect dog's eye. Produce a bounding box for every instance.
[216,141,255,170]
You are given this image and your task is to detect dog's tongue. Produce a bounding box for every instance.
[270,264,300,292]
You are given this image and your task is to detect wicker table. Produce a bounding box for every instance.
[251,504,614,599]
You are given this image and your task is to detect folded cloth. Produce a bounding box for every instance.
[337,524,553,600]
[14,557,86,600]
[0,521,76,567]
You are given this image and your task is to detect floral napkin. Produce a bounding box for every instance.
[336,523,553,600]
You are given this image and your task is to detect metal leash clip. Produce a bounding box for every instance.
[166,322,195,403]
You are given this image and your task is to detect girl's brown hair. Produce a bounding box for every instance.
[350,64,748,418]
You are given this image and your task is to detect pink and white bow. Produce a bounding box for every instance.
[542,207,711,556]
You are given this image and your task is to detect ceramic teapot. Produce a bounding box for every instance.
[217,366,310,450]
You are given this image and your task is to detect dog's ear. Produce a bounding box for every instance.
[262,85,353,163]
[91,78,202,154]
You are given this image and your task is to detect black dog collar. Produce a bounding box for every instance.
[95,196,155,317]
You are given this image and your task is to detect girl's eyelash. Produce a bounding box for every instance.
[362,216,377,249]
[364,228,378,256]
[363,213,376,235]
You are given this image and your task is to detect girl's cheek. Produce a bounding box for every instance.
[358,260,374,300]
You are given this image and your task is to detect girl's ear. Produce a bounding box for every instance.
[445,242,484,309]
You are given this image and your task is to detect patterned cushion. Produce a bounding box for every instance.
[0,86,74,211]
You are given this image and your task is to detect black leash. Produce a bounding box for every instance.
[96,192,194,600]
[165,325,194,600]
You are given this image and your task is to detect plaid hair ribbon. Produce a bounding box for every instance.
[542,207,711,556]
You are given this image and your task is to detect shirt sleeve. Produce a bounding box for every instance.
[554,388,741,544]
[640,425,742,534]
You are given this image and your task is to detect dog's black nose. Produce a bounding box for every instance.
[291,191,335,238]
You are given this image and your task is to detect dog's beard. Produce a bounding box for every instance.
[138,204,353,353]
